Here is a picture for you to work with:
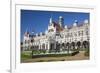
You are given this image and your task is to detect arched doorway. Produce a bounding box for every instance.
[66,42,70,53]
[56,42,60,52]
[76,41,81,50]
[49,43,55,52]
[71,42,75,50]
[61,43,65,51]
[42,44,45,49]
[82,41,89,49]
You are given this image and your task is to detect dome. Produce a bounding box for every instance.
[40,32,42,36]
[84,19,89,24]
[59,16,63,18]
[36,33,38,36]
[73,20,78,27]
[64,25,67,29]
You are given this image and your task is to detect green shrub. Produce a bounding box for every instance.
[21,53,31,59]
[32,51,79,58]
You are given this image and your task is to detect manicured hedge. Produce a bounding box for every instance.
[32,51,79,58]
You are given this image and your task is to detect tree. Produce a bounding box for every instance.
[21,42,23,51]
[66,43,70,54]
[31,39,34,58]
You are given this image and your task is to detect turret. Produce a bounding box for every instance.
[49,17,53,25]
[59,16,64,27]
[23,31,30,51]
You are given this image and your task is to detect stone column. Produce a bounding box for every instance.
[41,44,42,50]
[54,42,56,50]
[40,44,41,49]
[47,42,50,52]
[45,44,46,50]
[39,44,41,49]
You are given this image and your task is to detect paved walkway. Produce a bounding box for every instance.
[65,51,89,61]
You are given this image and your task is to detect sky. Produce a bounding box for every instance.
[21,10,89,41]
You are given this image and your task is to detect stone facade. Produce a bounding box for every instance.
[22,16,89,52]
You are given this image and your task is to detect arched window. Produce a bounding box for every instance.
[74,32,77,36]
[78,31,81,36]
[81,31,83,36]
[71,42,75,49]
[76,41,81,49]
[86,31,88,35]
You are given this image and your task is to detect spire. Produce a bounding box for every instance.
[49,14,53,25]
[49,17,52,25]
[25,27,28,33]
[59,16,64,27]
[24,27,30,37]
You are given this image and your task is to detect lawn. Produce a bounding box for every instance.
[21,51,32,61]
[21,50,89,63]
